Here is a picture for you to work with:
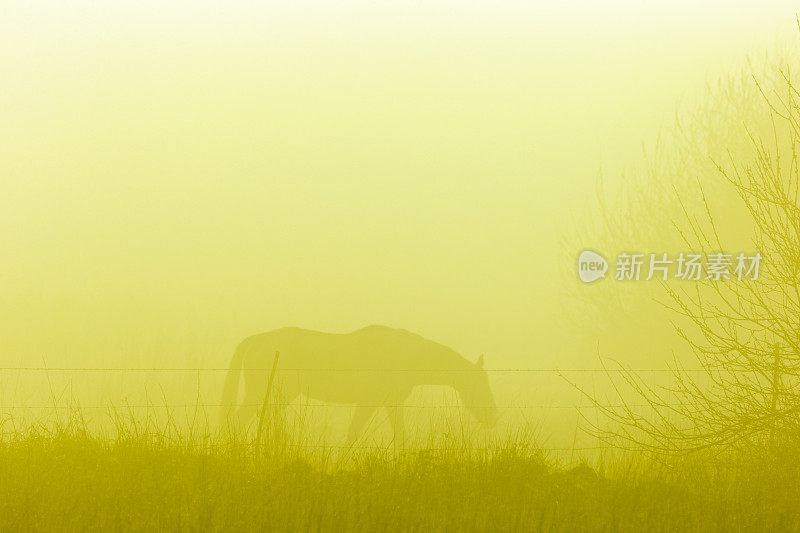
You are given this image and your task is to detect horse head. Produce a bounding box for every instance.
[457,354,499,428]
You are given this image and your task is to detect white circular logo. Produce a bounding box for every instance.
[578,250,608,283]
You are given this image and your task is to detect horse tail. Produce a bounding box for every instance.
[218,341,248,428]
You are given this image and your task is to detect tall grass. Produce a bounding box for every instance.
[2,399,800,531]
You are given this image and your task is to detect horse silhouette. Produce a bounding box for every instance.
[219,325,499,443]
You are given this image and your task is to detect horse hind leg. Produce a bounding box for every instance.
[386,404,406,449]
[347,404,377,446]
[239,374,300,436]
[234,369,267,433]
[235,397,259,434]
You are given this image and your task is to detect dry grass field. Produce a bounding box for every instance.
[1,409,799,532]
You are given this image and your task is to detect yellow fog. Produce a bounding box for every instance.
[1,1,797,445]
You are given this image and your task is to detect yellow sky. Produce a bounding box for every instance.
[1,1,798,375]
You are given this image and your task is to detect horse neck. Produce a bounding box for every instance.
[418,347,474,390]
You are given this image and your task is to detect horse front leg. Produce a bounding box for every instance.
[386,404,405,449]
[347,404,377,446]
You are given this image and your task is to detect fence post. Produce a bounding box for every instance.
[255,351,280,451]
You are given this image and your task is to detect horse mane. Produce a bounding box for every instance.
[353,325,474,370]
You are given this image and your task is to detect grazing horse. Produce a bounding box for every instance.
[219,325,499,443]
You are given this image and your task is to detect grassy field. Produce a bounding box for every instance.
[2,414,799,532]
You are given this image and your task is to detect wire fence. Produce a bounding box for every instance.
[0,402,671,410]
[0,367,702,372]
[0,366,692,411]
[0,366,680,454]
